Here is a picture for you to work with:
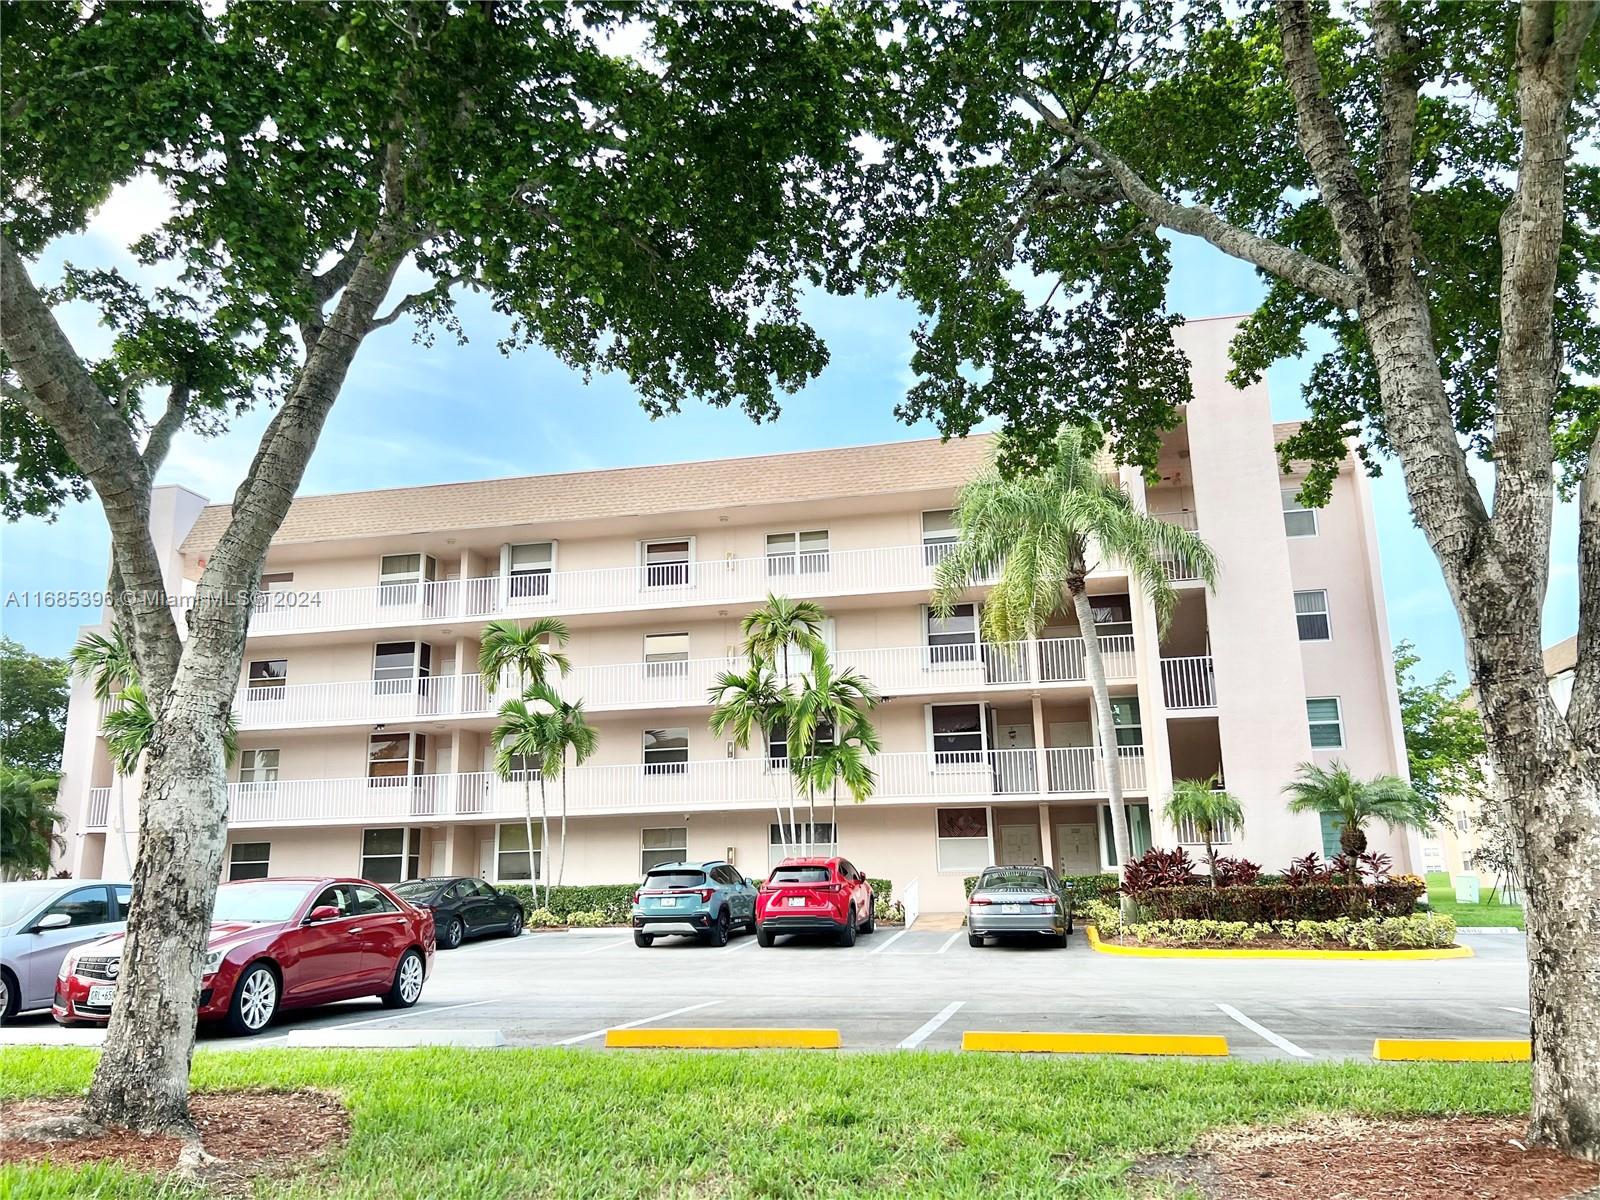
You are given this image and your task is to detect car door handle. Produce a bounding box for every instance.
[349,927,363,934]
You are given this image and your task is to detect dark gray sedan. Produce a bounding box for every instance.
[967,866,1072,947]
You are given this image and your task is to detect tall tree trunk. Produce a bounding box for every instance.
[830,780,839,852]
[523,776,537,908]
[114,772,132,877]
[537,777,549,909]
[1204,833,1217,889]
[1071,584,1133,917]
[556,751,568,888]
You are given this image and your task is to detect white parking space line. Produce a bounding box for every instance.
[553,999,724,1046]
[868,929,912,955]
[318,998,500,1033]
[724,934,761,952]
[898,1001,966,1049]
[1501,1006,1530,1015]
[1215,1003,1312,1059]
[936,930,965,954]
[575,938,634,955]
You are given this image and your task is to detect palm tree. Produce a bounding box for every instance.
[802,715,881,850]
[0,765,65,879]
[1283,761,1432,858]
[478,617,571,698]
[526,680,599,888]
[739,595,828,848]
[1163,776,1244,887]
[491,696,556,908]
[70,629,138,871]
[787,642,880,853]
[932,422,1217,888]
[709,661,793,854]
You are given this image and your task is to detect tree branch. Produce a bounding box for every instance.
[140,382,190,475]
[307,238,365,305]
[1571,424,1600,739]
[1370,2,1421,262]
[368,274,469,330]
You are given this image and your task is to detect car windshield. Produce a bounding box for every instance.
[211,881,314,923]
[978,870,1051,891]
[391,881,440,901]
[769,866,831,884]
[0,883,68,924]
[645,871,706,890]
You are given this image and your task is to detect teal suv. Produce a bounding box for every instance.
[631,861,757,947]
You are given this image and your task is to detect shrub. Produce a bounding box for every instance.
[869,878,893,903]
[498,884,637,924]
[1209,856,1263,887]
[1120,847,1199,894]
[874,895,907,924]
[525,907,560,927]
[1089,910,1456,950]
[1283,853,1333,886]
[1129,880,1423,922]
[565,909,610,928]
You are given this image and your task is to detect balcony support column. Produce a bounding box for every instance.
[1038,803,1054,873]
[1030,693,1048,797]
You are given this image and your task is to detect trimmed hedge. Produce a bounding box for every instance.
[964,873,1118,905]
[1083,899,1457,950]
[1131,881,1424,923]
[499,884,636,924]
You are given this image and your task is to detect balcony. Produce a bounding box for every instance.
[1161,655,1217,709]
[96,635,1140,731]
[181,747,1149,829]
[239,542,1029,637]
[85,788,111,829]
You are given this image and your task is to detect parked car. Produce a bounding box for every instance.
[392,876,524,948]
[755,857,874,947]
[631,860,757,947]
[1,880,132,1021]
[54,877,435,1036]
[967,865,1072,948]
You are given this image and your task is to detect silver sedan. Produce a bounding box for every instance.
[967,866,1071,948]
[1,879,131,1020]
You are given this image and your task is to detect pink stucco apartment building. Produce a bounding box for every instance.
[56,317,1417,911]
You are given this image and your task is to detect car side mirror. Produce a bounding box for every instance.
[305,905,340,924]
[32,912,71,932]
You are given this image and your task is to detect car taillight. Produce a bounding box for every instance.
[631,891,640,905]
[697,888,714,902]
[819,883,841,893]
[1030,897,1058,906]
[969,897,993,906]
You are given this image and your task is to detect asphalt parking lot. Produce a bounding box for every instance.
[3,925,1532,1060]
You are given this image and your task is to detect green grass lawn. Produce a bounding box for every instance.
[1426,871,1526,929]
[0,1047,1530,1199]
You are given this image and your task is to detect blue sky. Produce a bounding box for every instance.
[0,210,1580,692]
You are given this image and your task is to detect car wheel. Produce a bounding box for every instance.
[506,911,524,937]
[837,914,858,948]
[1054,930,1069,949]
[968,932,985,948]
[706,910,731,947]
[381,949,426,1009]
[1066,912,1074,935]
[442,917,464,950]
[863,906,877,935]
[226,963,279,1036]
[634,930,654,948]
[756,926,775,948]
[0,967,18,1023]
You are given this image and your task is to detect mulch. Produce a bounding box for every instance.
[1133,1116,1600,1199]
[0,1089,350,1182]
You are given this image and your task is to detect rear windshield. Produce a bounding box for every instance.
[978,870,1051,890]
[645,871,706,890]
[392,880,440,901]
[769,867,831,884]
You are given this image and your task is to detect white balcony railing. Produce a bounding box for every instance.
[1161,655,1217,709]
[211,746,1147,828]
[242,542,1018,637]
[96,635,1140,731]
[85,788,111,829]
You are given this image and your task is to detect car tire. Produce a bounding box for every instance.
[634,930,654,948]
[1054,930,1069,948]
[968,932,985,948]
[863,906,877,935]
[757,926,775,947]
[381,949,425,1009]
[506,911,524,937]
[1066,912,1074,935]
[838,914,858,948]
[442,917,464,950]
[0,967,19,1023]
[706,910,731,948]
[225,962,280,1036]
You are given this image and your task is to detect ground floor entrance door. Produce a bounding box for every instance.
[998,822,1043,867]
[1055,822,1100,875]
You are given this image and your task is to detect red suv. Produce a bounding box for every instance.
[756,857,874,947]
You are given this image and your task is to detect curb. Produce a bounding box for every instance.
[1373,1038,1530,1062]
[1084,925,1474,961]
[962,1031,1229,1056]
[605,1027,841,1049]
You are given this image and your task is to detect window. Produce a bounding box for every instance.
[1455,813,1470,835]
[1100,803,1153,868]
[361,827,422,883]
[1306,697,1344,749]
[922,509,958,565]
[496,822,541,882]
[1090,593,1134,637]
[930,703,985,764]
[113,885,132,918]
[1318,811,1344,859]
[766,529,829,576]
[765,716,835,767]
[228,842,271,881]
[378,553,434,604]
[642,539,692,588]
[643,633,691,679]
[1282,488,1318,537]
[259,571,295,590]
[350,883,401,914]
[368,732,426,783]
[43,887,112,928]
[506,542,554,599]
[768,822,835,868]
[1294,590,1331,641]
[926,604,978,665]
[935,807,990,872]
[247,659,288,695]
[238,749,280,784]
[643,728,689,775]
[641,827,688,872]
[373,642,431,691]
[502,751,541,780]
[1108,697,1143,748]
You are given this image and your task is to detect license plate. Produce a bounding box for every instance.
[87,984,116,1006]
[659,896,679,907]
[1001,904,1021,914]
[786,896,806,907]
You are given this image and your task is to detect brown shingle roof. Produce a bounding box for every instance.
[179,434,997,556]
[1544,635,1578,678]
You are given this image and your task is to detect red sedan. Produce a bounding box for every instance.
[54,877,435,1036]
[755,857,875,947]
